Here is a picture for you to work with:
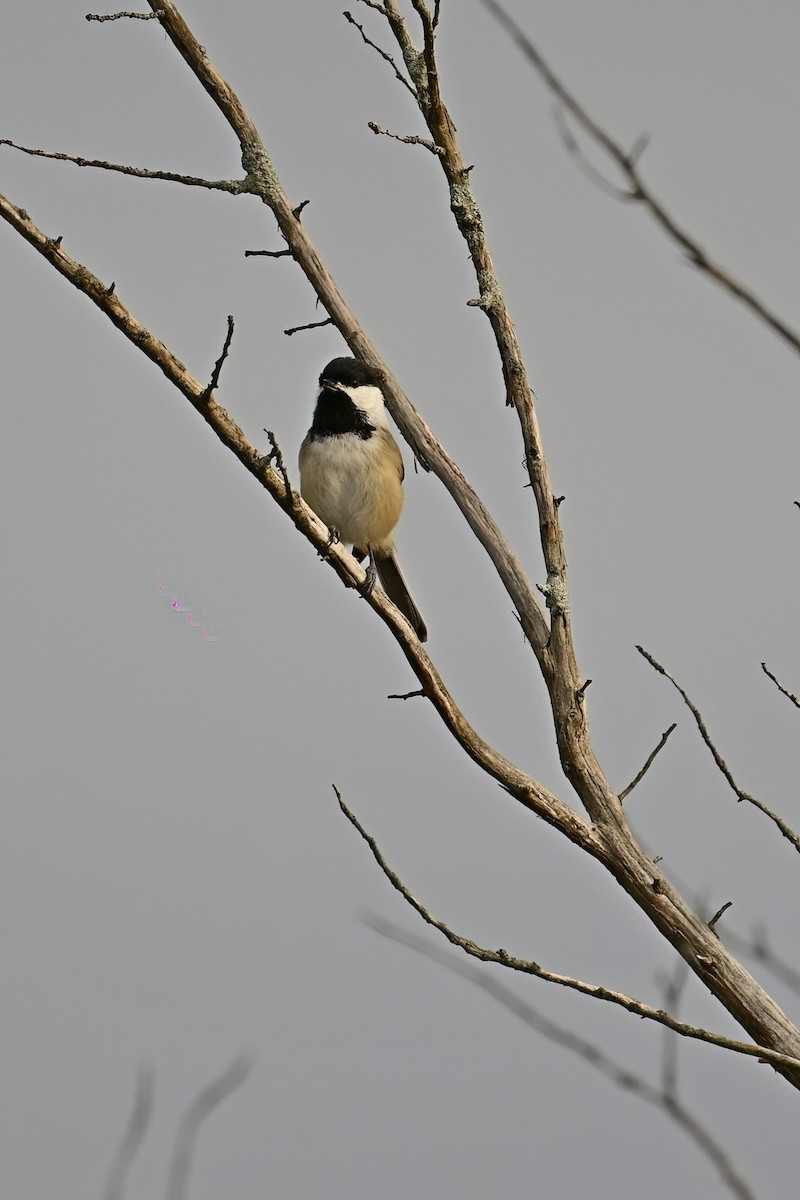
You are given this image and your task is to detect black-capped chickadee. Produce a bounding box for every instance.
[299,357,427,642]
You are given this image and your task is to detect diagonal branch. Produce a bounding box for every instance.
[637,646,800,854]
[477,0,800,358]
[336,788,800,1076]
[6,0,800,1092]
[761,661,800,710]
[0,187,594,851]
[377,2,612,845]
[343,10,416,96]
[139,2,551,657]
[619,722,677,801]
[0,139,249,193]
[368,917,758,1200]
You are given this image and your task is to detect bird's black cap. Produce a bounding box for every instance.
[319,357,383,389]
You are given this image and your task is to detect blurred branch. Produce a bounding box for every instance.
[335,787,800,1075]
[103,1066,155,1200]
[477,0,800,359]
[367,916,758,1200]
[166,1057,254,1200]
[637,646,800,854]
[726,925,800,998]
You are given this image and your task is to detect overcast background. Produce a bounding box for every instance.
[2,2,800,1197]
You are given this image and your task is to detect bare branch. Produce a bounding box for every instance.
[619,723,678,801]
[334,787,800,1075]
[103,1066,155,1200]
[86,9,164,20]
[387,688,426,700]
[166,1056,253,1200]
[637,646,800,854]
[367,121,444,155]
[343,10,416,96]
[379,2,595,834]
[0,139,248,193]
[367,917,758,1200]
[761,661,800,710]
[143,0,552,657]
[203,315,235,399]
[244,248,292,258]
[5,0,800,1090]
[0,190,599,852]
[283,317,335,336]
[477,0,800,358]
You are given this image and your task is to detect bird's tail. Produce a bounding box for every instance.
[375,551,427,643]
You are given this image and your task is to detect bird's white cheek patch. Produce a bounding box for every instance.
[344,384,390,430]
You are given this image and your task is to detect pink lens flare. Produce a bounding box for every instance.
[157,583,221,642]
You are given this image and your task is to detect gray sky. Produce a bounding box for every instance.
[2,2,799,1197]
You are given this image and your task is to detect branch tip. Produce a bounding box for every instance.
[708,901,733,933]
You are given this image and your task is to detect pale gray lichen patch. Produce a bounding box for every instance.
[541,573,570,617]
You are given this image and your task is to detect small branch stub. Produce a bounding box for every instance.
[368,121,444,155]
[708,901,733,934]
[283,317,334,337]
[203,315,235,399]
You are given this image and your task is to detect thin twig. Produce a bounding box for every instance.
[203,315,234,399]
[334,786,800,1075]
[0,139,248,193]
[477,0,800,358]
[283,317,334,336]
[387,688,426,700]
[368,121,444,154]
[366,916,757,1200]
[637,645,800,854]
[356,0,389,15]
[619,723,677,801]
[761,662,800,710]
[244,248,292,258]
[344,11,415,96]
[86,9,164,20]
[103,1066,155,1200]
[166,1057,253,1200]
[263,430,292,499]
